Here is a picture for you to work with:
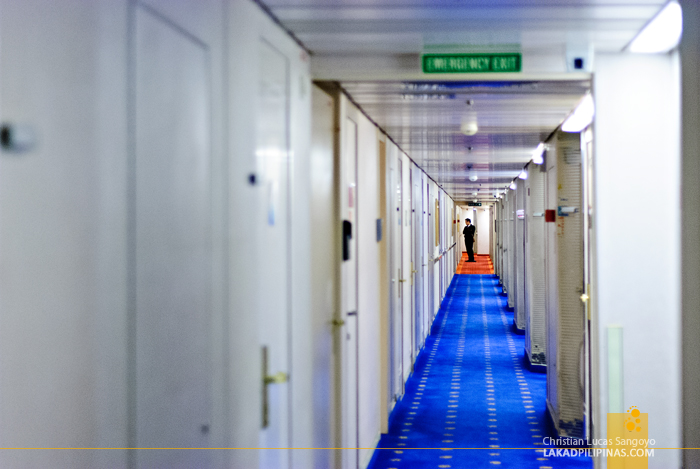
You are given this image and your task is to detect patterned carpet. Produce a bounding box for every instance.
[367,271,592,469]
[456,253,494,275]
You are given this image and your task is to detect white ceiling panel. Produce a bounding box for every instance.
[257,0,663,203]
[339,79,587,202]
[263,0,666,56]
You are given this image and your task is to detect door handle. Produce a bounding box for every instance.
[264,371,288,385]
[261,346,288,428]
[398,269,402,298]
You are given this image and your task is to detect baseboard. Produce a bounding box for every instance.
[387,394,402,429]
[545,400,588,447]
[360,432,382,469]
[524,348,547,373]
[545,400,558,439]
[511,318,525,335]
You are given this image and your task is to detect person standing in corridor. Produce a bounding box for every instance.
[463,218,476,262]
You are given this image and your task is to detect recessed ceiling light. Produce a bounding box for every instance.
[628,1,682,54]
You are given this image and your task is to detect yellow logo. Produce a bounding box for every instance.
[607,406,651,468]
[625,406,643,433]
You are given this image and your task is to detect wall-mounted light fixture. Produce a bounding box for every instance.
[510,181,517,190]
[518,169,528,180]
[628,1,682,53]
[532,142,545,165]
[562,94,594,133]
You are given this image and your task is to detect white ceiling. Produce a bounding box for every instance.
[266,0,666,57]
[341,80,588,201]
[260,0,667,203]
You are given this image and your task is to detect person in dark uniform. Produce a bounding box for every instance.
[463,218,476,262]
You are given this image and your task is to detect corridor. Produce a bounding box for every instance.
[369,258,592,468]
[1,1,697,467]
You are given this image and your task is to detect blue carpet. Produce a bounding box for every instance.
[367,274,593,469]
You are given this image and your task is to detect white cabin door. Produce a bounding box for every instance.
[341,115,359,469]
[412,167,423,352]
[256,40,291,469]
[401,159,412,378]
[389,150,403,401]
[134,4,214,467]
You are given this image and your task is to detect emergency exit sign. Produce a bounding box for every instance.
[468,202,482,206]
[422,53,521,74]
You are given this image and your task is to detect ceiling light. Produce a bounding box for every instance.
[469,171,478,182]
[510,182,517,190]
[562,94,594,133]
[519,169,528,180]
[532,143,545,165]
[461,122,478,136]
[473,191,478,196]
[628,1,682,53]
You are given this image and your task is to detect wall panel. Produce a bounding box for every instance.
[356,110,381,468]
[594,53,681,466]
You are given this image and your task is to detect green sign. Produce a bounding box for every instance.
[422,53,521,74]
[468,202,482,207]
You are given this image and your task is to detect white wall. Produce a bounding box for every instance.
[456,207,464,254]
[476,207,490,255]
[680,1,700,465]
[310,85,336,469]
[594,53,681,468]
[0,1,130,466]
